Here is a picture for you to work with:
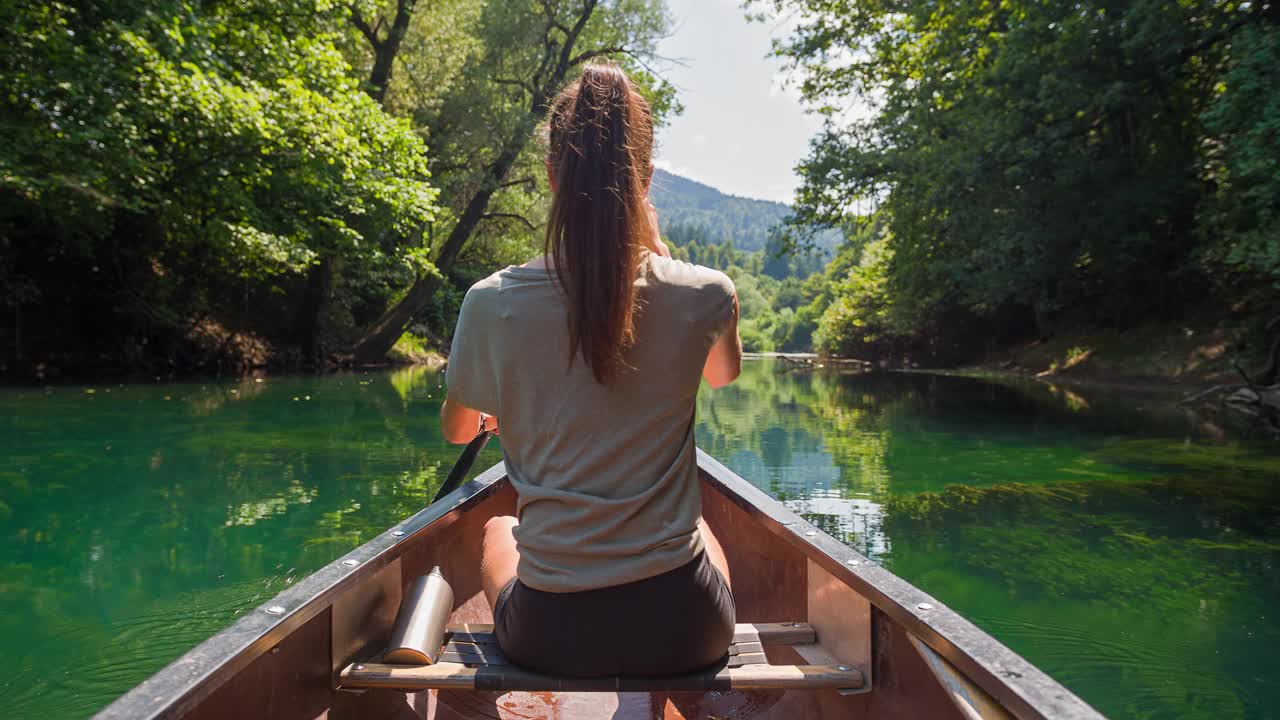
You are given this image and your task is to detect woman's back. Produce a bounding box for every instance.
[441,59,740,677]
[446,252,736,592]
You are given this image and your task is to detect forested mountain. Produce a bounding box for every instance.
[648,169,840,255]
[644,169,842,353]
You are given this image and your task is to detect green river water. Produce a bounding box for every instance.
[1,359,1277,719]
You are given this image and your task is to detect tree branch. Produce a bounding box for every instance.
[482,212,539,231]
[539,0,570,34]
[349,6,380,48]
[570,44,673,81]
[359,0,417,104]
[569,45,625,67]
[499,176,537,189]
[493,76,534,92]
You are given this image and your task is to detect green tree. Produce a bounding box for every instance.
[350,0,677,363]
[813,234,904,358]
[0,0,434,367]
[1201,22,1280,296]
[755,0,1277,357]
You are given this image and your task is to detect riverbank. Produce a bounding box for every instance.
[963,318,1274,390]
[1,330,447,385]
[948,319,1279,436]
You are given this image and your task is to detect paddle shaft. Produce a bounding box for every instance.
[433,430,494,502]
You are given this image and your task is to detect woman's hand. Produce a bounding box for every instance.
[645,200,671,258]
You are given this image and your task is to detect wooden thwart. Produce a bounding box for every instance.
[340,660,864,693]
[340,620,861,693]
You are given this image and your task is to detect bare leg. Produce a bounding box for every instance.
[698,517,732,592]
[480,515,520,611]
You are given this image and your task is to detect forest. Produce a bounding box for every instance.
[756,0,1280,370]
[0,0,676,376]
[2,0,1278,378]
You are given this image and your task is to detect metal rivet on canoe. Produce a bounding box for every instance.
[271,647,280,655]
[391,530,406,537]
[837,665,851,671]
[846,559,863,566]
[265,605,286,615]
[343,559,359,567]
[803,530,817,538]
[780,521,794,526]
[917,603,935,611]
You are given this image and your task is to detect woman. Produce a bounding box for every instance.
[440,61,742,677]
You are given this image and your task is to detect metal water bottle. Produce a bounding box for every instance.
[384,566,454,664]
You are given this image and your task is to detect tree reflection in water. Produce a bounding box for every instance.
[696,360,1280,720]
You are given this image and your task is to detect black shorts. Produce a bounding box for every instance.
[493,551,735,677]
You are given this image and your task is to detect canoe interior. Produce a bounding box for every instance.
[95,454,1104,720]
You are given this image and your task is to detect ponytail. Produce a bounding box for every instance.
[541,61,655,385]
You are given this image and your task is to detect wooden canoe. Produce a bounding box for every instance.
[95,451,1106,720]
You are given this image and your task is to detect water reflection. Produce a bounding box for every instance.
[1,361,1277,719]
[0,369,499,719]
[696,362,1280,720]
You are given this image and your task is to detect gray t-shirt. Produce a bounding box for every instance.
[445,252,736,593]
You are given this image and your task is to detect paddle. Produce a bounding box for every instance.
[432,429,494,503]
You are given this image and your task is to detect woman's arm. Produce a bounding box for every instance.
[702,292,742,389]
[440,397,498,444]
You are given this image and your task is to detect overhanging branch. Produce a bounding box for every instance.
[481,212,539,231]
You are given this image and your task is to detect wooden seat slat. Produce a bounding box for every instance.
[439,648,508,666]
[340,661,864,692]
[443,622,814,647]
[434,640,766,668]
[726,652,768,668]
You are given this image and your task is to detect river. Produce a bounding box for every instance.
[1,359,1277,719]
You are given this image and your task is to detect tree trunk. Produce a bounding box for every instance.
[351,0,603,364]
[351,0,417,104]
[351,142,524,364]
[295,255,337,366]
[352,273,443,365]
[1033,303,1055,341]
[1257,316,1280,386]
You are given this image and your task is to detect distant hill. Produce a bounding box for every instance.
[648,168,841,255]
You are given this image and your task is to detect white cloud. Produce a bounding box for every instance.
[653,158,695,179]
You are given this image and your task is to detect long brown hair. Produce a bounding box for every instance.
[541,61,655,385]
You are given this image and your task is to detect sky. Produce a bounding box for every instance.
[653,0,821,204]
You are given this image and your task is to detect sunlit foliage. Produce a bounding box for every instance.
[0,1,435,363]
[754,0,1279,360]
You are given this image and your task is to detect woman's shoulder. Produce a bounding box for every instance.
[457,270,507,319]
[647,254,735,299]
[469,268,508,294]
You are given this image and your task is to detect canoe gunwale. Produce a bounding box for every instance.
[695,450,1104,720]
[93,462,510,720]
